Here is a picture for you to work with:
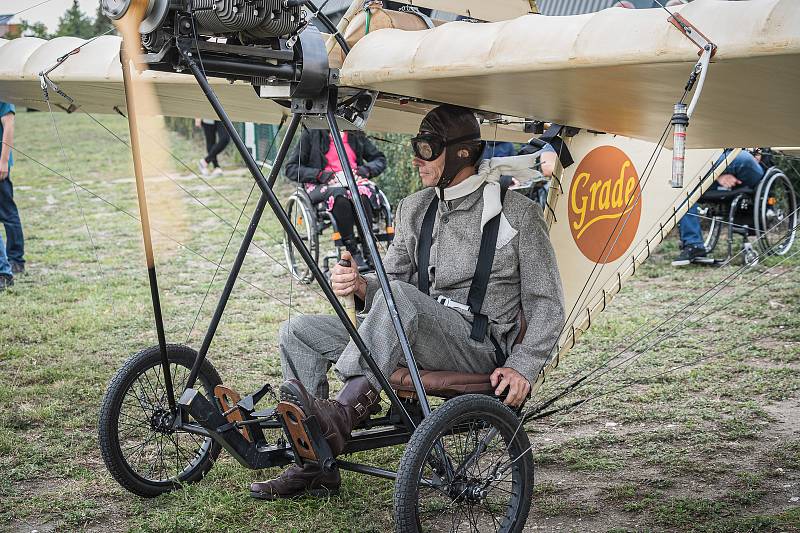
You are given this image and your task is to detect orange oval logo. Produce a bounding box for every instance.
[568,146,641,264]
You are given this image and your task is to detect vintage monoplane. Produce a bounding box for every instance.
[0,0,798,530]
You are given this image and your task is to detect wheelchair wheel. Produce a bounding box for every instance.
[284,192,318,284]
[698,205,721,254]
[754,168,797,256]
[98,344,222,497]
[394,394,534,533]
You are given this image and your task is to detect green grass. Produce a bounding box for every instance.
[1,110,799,531]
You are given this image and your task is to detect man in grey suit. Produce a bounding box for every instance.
[251,105,565,500]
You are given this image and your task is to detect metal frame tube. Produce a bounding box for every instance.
[185,114,301,391]
[325,105,433,416]
[120,49,176,410]
[178,46,415,431]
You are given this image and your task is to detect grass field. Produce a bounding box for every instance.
[1,110,798,532]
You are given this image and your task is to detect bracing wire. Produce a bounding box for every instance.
[528,202,800,418]
[543,119,675,378]
[42,99,99,264]
[494,319,795,480]
[77,107,331,303]
[12,0,60,18]
[490,239,800,479]
[8,143,311,315]
[185,115,289,343]
[37,30,332,301]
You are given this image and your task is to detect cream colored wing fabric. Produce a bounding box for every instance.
[0,35,287,124]
[341,0,800,149]
[532,133,730,392]
[399,0,538,21]
[0,35,532,140]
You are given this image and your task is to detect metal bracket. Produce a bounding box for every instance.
[667,12,716,57]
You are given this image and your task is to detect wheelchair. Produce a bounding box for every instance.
[696,166,797,265]
[283,184,395,283]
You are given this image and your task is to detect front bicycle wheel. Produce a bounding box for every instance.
[98,344,222,497]
[394,394,534,533]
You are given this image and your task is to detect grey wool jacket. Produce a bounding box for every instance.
[361,183,565,385]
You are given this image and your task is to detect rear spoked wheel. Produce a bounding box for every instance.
[98,344,222,497]
[394,395,534,533]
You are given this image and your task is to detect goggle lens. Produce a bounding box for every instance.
[411,134,444,161]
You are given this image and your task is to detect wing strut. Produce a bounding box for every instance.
[665,9,716,188]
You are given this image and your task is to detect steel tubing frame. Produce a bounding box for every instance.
[175,46,424,430]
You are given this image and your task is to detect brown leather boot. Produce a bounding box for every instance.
[250,464,340,500]
[279,376,379,456]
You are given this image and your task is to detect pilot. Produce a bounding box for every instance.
[284,128,387,269]
[673,149,766,266]
[251,105,565,500]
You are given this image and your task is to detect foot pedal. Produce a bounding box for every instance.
[276,401,335,470]
[214,385,251,442]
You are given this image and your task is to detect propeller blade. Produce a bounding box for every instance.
[115,0,187,259]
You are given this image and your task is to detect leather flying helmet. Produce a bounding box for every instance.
[412,105,484,190]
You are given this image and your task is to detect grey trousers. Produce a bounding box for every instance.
[278,280,499,398]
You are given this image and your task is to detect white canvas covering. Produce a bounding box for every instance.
[341,0,800,148]
[1,0,797,146]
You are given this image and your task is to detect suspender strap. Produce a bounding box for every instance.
[417,195,439,295]
[467,176,512,343]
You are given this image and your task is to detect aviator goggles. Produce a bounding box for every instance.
[410,132,480,161]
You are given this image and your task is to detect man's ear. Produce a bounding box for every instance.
[457,148,470,159]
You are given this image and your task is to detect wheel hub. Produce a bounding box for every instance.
[449,479,488,503]
[150,408,175,434]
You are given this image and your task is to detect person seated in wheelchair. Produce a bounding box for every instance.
[251,105,565,500]
[672,149,766,266]
[284,127,387,269]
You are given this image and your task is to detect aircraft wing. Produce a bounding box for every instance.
[341,0,799,148]
[0,34,530,141]
[0,0,797,147]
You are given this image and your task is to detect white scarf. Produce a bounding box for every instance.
[435,151,544,230]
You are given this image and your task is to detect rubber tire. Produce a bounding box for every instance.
[701,214,721,255]
[98,344,222,497]
[755,169,797,256]
[394,394,535,533]
[284,193,319,284]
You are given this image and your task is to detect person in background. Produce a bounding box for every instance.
[481,141,516,160]
[0,100,23,290]
[284,128,387,269]
[672,149,766,266]
[196,118,229,177]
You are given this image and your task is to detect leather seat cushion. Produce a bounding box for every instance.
[389,367,494,398]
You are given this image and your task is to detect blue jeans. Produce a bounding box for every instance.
[679,151,765,247]
[0,229,9,276]
[0,173,24,267]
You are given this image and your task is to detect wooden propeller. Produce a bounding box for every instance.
[115,0,186,262]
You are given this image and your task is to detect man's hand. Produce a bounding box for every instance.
[0,159,8,181]
[716,173,741,189]
[331,251,367,300]
[490,367,531,407]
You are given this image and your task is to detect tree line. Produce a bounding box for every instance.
[15,0,114,40]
